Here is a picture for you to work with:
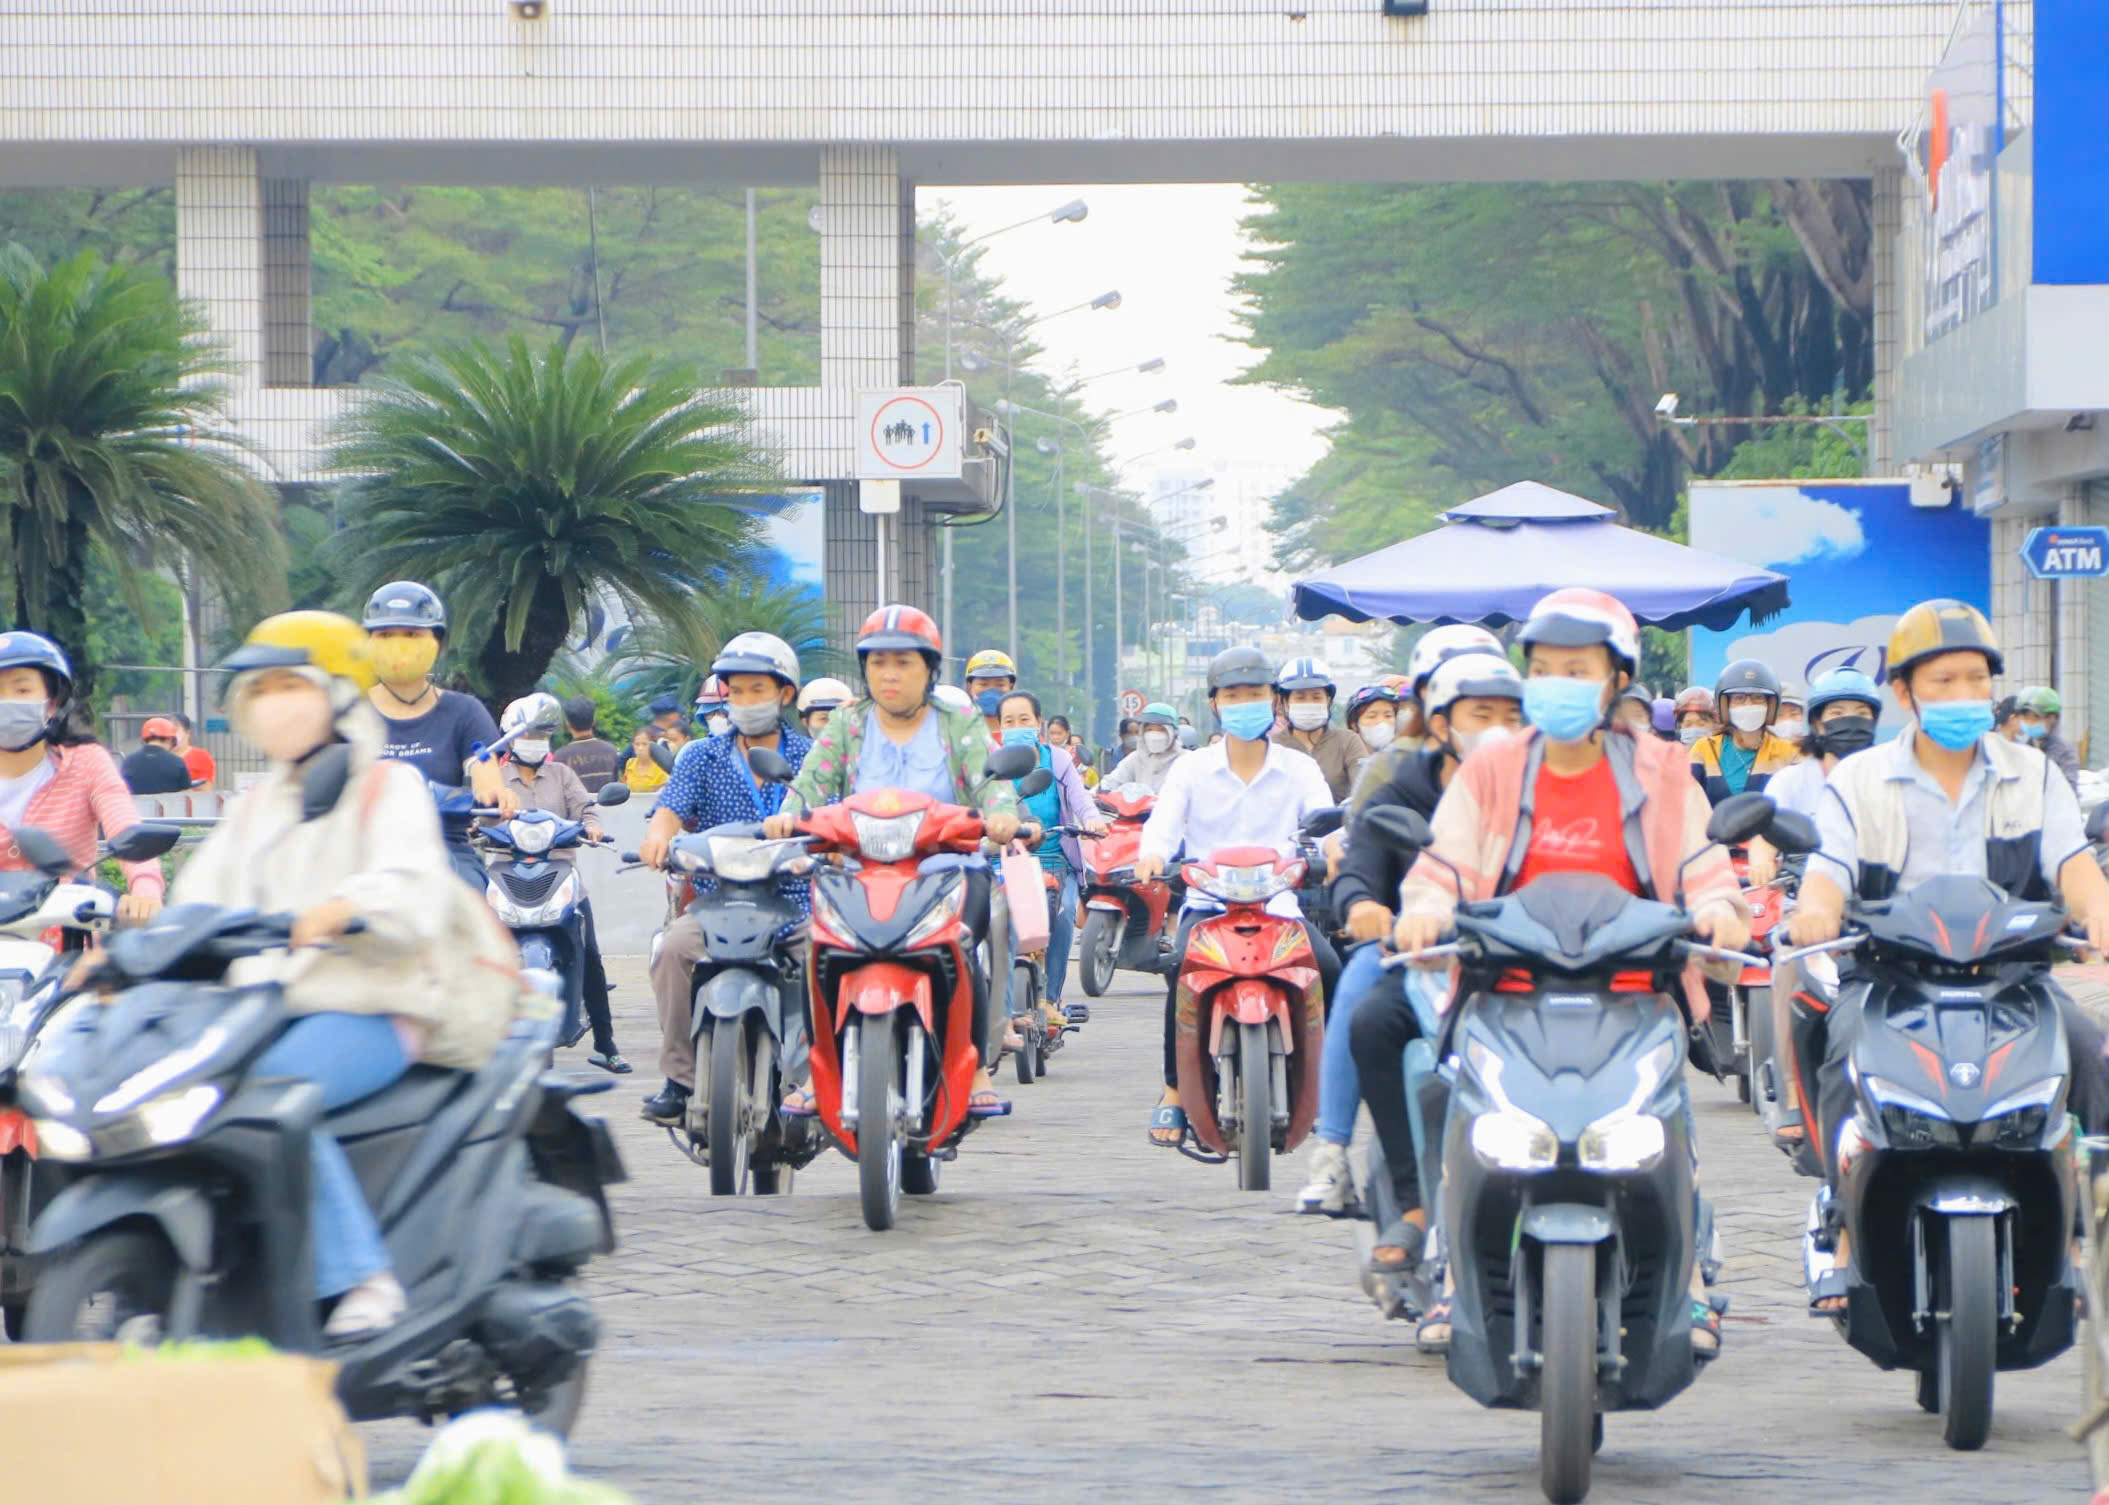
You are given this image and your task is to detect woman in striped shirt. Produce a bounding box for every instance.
[0,633,162,920]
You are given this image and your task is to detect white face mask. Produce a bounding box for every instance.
[1454,723,1514,760]
[1772,719,1807,744]
[1360,721,1396,751]
[512,738,550,765]
[1141,729,1172,755]
[1286,702,1330,732]
[1727,704,1769,733]
[1678,725,1706,746]
[729,701,780,737]
[241,688,334,764]
[705,713,732,737]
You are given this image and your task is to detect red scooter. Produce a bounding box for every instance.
[1171,844,1325,1192]
[1076,786,1179,997]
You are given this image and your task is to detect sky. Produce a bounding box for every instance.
[927,183,1335,555]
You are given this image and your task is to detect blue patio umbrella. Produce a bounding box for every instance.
[1291,482,1789,631]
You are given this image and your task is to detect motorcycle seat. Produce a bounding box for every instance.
[326,1064,472,1138]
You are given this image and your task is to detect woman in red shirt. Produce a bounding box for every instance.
[0,634,163,920]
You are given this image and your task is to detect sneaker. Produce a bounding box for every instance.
[641,1082,690,1125]
[1295,1140,1355,1215]
[324,1271,407,1339]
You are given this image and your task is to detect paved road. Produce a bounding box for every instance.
[366,958,2094,1503]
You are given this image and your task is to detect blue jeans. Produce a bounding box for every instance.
[1006,865,1078,1014]
[1318,943,1387,1145]
[253,1013,411,1299]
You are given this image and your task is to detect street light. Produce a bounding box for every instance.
[1116,437,1197,469]
[996,397,1095,709]
[1104,398,1179,421]
[1075,356,1167,385]
[1652,391,1869,472]
[1075,475,1215,727]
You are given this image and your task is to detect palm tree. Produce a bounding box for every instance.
[325,335,776,708]
[0,244,286,701]
[600,572,839,706]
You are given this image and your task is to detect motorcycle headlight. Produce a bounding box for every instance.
[850,810,925,863]
[509,818,556,856]
[1191,861,1298,904]
[1471,1109,1559,1172]
[811,881,852,943]
[1864,1075,1961,1149]
[903,882,964,949]
[1983,1076,2064,1148]
[137,1084,222,1145]
[708,835,791,883]
[34,1118,90,1162]
[1577,1113,1666,1172]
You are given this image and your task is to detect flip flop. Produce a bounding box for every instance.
[968,1089,1014,1118]
[1691,1298,1723,1359]
[1149,1103,1189,1148]
[780,1088,818,1119]
[589,1052,631,1074]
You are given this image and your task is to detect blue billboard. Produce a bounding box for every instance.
[1688,481,1990,733]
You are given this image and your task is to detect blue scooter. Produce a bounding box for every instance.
[477,784,629,1048]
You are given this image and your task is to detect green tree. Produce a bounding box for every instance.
[324,335,777,709]
[0,244,286,702]
[599,574,838,707]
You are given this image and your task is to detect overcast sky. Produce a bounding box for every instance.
[928,183,1335,507]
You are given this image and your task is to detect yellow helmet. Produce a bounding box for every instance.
[220,611,377,692]
[1886,598,2003,681]
[964,648,1017,682]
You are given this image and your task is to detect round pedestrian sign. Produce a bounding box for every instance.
[863,394,947,474]
[1118,689,1145,717]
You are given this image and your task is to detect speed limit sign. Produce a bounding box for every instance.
[1118,689,1145,717]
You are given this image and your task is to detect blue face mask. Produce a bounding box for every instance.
[1522,677,1607,744]
[2020,720,2048,740]
[999,725,1040,749]
[1917,698,1994,751]
[1217,700,1275,743]
[975,689,1006,717]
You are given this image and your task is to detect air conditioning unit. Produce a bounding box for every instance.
[1382,0,1430,14]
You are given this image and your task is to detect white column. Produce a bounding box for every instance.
[175,146,265,386]
[1869,166,1902,476]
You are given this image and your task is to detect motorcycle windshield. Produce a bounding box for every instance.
[1458,874,1685,974]
[1854,876,2066,966]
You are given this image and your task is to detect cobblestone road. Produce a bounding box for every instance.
[366,957,2093,1503]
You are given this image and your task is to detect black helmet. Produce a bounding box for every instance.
[1206,646,1274,692]
[1714,658,1779,704]
[0,631,74,705]
[362,581,448,639]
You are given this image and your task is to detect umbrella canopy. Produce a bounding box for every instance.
[1291,481,1789,632]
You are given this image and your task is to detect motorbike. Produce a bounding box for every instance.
[1775,871,2088,1451]
[1742,853,1803,1123]
[756,742,1047,1230]
[1169,806,1343,1192]
[0,822,181,1335]
[1007,848,1080,1085]
[1711,852,1792,1106]
[17,905,625,1435]
[1075,784,1179,997]
[476,783,630,1050]
[1361,791,1811,1504]
[651,819,820,1196]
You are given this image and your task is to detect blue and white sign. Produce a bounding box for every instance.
[2020,525,2109,580]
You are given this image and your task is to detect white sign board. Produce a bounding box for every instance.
[855,388,963,481]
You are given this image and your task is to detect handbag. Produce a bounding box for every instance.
[1001,845,1052,953]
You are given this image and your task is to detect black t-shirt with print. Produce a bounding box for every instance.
[376,690,500,789]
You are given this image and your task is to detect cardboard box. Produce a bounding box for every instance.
[0,1343,366,1502]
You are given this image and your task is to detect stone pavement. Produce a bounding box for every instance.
[363,957,2094,1503]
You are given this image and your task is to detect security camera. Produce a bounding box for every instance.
[510,0,547,16]
[977,428,1010,458]
[1654,392,1679,419]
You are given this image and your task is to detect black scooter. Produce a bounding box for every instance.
[17,906,625,1437]
[1364,792,1811,1504]
[477,783,629,1049]
[1776,867,2086,1451]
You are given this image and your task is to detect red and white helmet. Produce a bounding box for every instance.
[1517,588,1640,676]
[1407,624,1504,695]
[856,603,944,674]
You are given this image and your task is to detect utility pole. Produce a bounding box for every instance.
[1082,488,1095,742]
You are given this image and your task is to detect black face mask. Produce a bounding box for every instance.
[1817,715,1876,759]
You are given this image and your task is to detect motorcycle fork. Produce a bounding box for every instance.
[1912,1209,2018,1335]
[1509,1233,1622,1379]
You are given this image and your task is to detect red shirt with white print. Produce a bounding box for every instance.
[1515,754,1639,895]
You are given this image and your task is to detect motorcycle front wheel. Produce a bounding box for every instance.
[1744,986,1774,1116]
[1236,1020,1271,1192]
[707,1017,759,1197]
[1078,909,1117,997]
[22,1227,178,1345]
[857,1014,903,1231]
[1539,1242,1597,1504]
[1938,1215,1998,1450]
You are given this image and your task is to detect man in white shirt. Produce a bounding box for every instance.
[1134,646,1338,1147]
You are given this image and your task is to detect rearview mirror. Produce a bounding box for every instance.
[1361,805,1434,855]
[1764,809,1820,857]
[745,746,795,784]
[2089,803,2109,847]
[14,826,73,877]
[1016,768,1055,799]
[1300,805,1345,839]
[1705,791,1776,848]
[106,823,182,862]
[650,739,677,773]
[595,782,631,807]
[984,744,1038,781]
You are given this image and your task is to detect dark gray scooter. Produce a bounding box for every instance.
[1363,793,1813,1504]
[18,906,625,1437]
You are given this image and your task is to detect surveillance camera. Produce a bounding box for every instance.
[510,0,547,16]
[1654,393,1679,419]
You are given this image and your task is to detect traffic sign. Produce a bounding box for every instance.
[854,389,962,480]
[1117,689,1145,717]
[2020,524,2109,580]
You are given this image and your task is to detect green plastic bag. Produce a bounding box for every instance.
[359,1410,634,1505]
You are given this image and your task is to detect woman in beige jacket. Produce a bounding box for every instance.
[172,612,519,1337]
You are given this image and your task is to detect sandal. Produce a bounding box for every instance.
[780,1087,818,1119]
[1807,1269,1849,1317]
[1368,1216,1427,1275]
[1149,1103,1189,1148]
[1690,1299,1723,1359]
[967,1088,1013,1118]
[589,1052,631,1074]
[1415,1300,1452,1354]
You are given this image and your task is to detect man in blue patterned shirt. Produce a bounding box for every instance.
[639,632,814,1124]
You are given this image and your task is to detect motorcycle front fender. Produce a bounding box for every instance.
[28,1171,214,1269]
[693,966,783,1043]
[1519,1202,1616,1246]
[517,931,561,973]
[839,963,934,1031]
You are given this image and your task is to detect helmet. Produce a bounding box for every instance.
[140,716,180,741]
[2017,685,2063,716]
[857,604,944,673]
[1345,683,1399,727]
[1139,701,1179,729]
[1407,625,1504,694]
[1422,650,1525,719]
[964,648,1017,684]
[797,676,853,713]
[0,631,74,705]
[1617,681,1654,708]
[1673,685,1716,716]
[500,692,564,737]
[1714,658,1780,708]
[1206,646,1274,692]
[361,581,447,638]
[932,684,974,714]
[1887,598,2004,679]
[1177,725,1199,749]
[694,673,728,710]
[219,611,376,693]
[1777,680,1808,710]
[1518,588,1640,676]
[1651,698,1676,735]
[1274,656,1336,696]
[1808,668,1882,717]
[712,631,800,689]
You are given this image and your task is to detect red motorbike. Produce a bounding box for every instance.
[1171,845,1325,1192]
[1076,785,1179,997]
[1706,853,1790,1107]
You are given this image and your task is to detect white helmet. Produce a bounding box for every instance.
[500,691,564,737]
[1408,624,1504,695]
[712,631,800,689]
[797,676,854,713]
[1421,650,1523,719]
[932,684,974,714]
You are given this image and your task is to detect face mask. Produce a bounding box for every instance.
[1772,719,1807,744]
[975,689,1006,717]
[1678,726,1706,747]
[1000,725,1041,749]
[512,738,550,765]
[1286,702,1330,732]
[368,636,439,686]
[806,715,833,738]
[0,698,49,752]
[1816,716,1876,759]
[704,713,731,737]
[1916,698,1994,751]
[1359,721,1396,751]
[1727,704,1769,734]
[1453,723,1515,760]
[2020,720,2048,740]
[1522,678,1607,744]
[728,701,780,737]
[1121,735,1139,752]
[1218,701,1275,743]
[241,688,333,763]
[1142,728,1172,755]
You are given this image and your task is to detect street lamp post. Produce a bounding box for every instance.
[1075,475,1214,737]
[1651,392,1870,473]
